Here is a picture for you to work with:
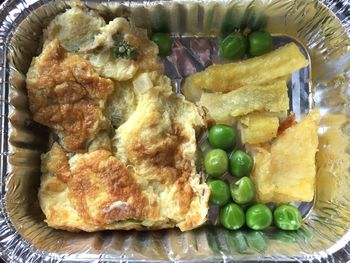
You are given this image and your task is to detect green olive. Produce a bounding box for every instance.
[220,203,245,230]
[151,33,172,56]
[204,149,228,177]
[230,177,255,205]
[248,31,273,56]
[208,124,237,150]
[274,204,302,230]
[229,150,254,178]
[207,179,231,206]
[246,204,272,230]
[219,33,247,60]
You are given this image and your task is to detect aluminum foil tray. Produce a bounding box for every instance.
[0,0,350,262]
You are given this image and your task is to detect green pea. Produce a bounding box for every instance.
[151,33,172,56]
[206,177,216,183]
[219,33,247,60]
[208,124,237,150]
[248,31,273,56]
[204,149,228,177]
[220,203,245,230]
[274,204,302,230]
[207,179,231,206]
[229,150,254,178]
[230,177,255,205]
[246,204,272,230]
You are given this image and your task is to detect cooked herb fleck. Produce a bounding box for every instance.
[112,40,139,60]
[126,218,142,223]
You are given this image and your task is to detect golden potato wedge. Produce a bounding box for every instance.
[199,80,289,124]
[184,43,308,93]
[250,110,320,203]
[239,113,279,144]
[249,146,274,201]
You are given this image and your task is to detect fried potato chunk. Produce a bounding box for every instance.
[184,43,308,93]
[250,110,320,203]
[239,113,279,144]
[199,81,289,123]
[26,39,114,152]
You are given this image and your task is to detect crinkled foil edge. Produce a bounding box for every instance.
[0,0,350,262]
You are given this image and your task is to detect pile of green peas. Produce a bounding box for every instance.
[219,30,273,60]
[205,124,303,231]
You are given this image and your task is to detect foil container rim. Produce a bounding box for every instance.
[0,0,350,262]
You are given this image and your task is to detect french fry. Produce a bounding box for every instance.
[199,80,289,123]
[239,113,279,145]
[185,43,308,93]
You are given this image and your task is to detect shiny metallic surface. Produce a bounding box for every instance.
[0,0,350,262]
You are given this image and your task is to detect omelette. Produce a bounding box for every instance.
[28,6,210,232]
[26,39,114,152]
